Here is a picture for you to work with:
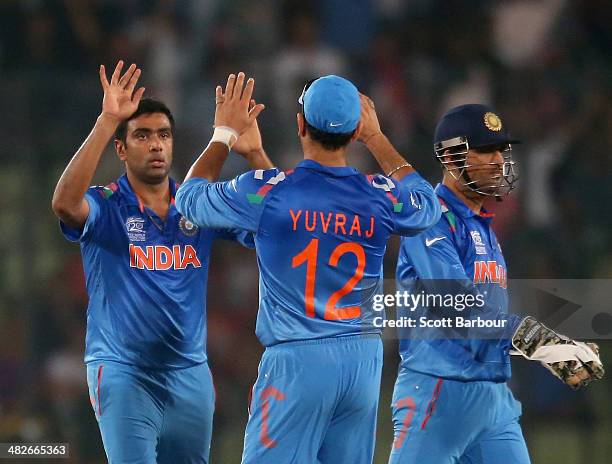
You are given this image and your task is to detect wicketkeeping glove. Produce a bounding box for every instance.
[511,317,604,389]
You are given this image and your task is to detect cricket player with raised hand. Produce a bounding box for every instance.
[389,104,604,463]
[51,60,272,464]
[176,73,441,463]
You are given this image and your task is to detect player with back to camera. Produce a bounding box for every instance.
[175,72,442,463]
[388,104,605,463]
[51,60,273,464]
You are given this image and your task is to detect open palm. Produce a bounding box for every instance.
[214,73,265,135]
[233,104,263,156]
[99,60,145,122]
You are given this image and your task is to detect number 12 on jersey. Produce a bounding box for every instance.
[292,238,365,321]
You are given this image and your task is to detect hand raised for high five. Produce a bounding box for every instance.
[232,99,264,158]
[357,92,415,178]
[214,72,265,135]
[358,93,383,145]
[99,60,145,123]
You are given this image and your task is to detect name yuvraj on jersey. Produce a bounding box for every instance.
[289,209,375,238]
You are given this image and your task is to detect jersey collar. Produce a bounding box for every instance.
[435,183,495,223]
[297,159,360,177]
[117,174,178,213]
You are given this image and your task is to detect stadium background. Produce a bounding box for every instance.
[0,0,610,462]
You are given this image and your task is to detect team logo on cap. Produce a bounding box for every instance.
[484,112,502,132]
[179,216,199,236]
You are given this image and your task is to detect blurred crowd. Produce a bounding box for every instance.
[0,0,610,462]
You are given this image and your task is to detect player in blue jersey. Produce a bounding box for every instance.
[51,61,273,464]
[175,73,441,463]
[389,104,604,463]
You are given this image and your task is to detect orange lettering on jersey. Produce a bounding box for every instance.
[335,213,347,235]
[320,212,332,233]
[349,215,362,237]
[499,265,507,289]
[181,245,202,269]
[156,246,173,271]
[473,260,507,288]
[489,261,498,284]
[305,210,317,232]
[473,261,492,283]
[288,209,375,238]
[173,245,183,269]
[129,244,201,270]
[365,217,375,238]
[290,209,302,231]
[130,244,154,270]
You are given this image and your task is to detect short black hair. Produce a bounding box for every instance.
[304,120,355,151]
[115,98,175,143]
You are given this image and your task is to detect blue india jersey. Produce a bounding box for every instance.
[396,183,523,382]
[176,160,441,346]
[60,174,253,369]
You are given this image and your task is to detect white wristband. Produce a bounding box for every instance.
[211,126,239,149]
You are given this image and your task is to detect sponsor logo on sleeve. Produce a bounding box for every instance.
[425,237,446,247]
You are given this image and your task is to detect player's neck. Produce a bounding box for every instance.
[302,145,348,167]
[443,177,485,215]
[127,171,171,218]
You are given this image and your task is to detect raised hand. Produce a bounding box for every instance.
[358,93,383,145]
[214,72,265,136]
[232,99,264,157]
[99,60,145,123]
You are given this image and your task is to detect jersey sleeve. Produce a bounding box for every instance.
[397,220,465,281]
[385,172,441,237]
[175,168,281,234]
[59,187,111,243]
[398,220,523,337]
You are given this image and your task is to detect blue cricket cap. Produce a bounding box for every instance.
[434,104,520,149]
[298,75,360,134]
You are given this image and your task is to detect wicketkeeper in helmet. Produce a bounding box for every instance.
[388,104,604,464]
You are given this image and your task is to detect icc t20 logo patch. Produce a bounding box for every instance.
[126,216,146,242]
[470,231,487,255]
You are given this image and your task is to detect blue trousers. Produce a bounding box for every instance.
[389,366,530,464]
[242,334,383,464]
[86,361,215,464]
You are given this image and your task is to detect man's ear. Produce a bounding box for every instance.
[441,149,464,182]
[297,113,306,137]
[350,121,363,142]
[115,139,127,161]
